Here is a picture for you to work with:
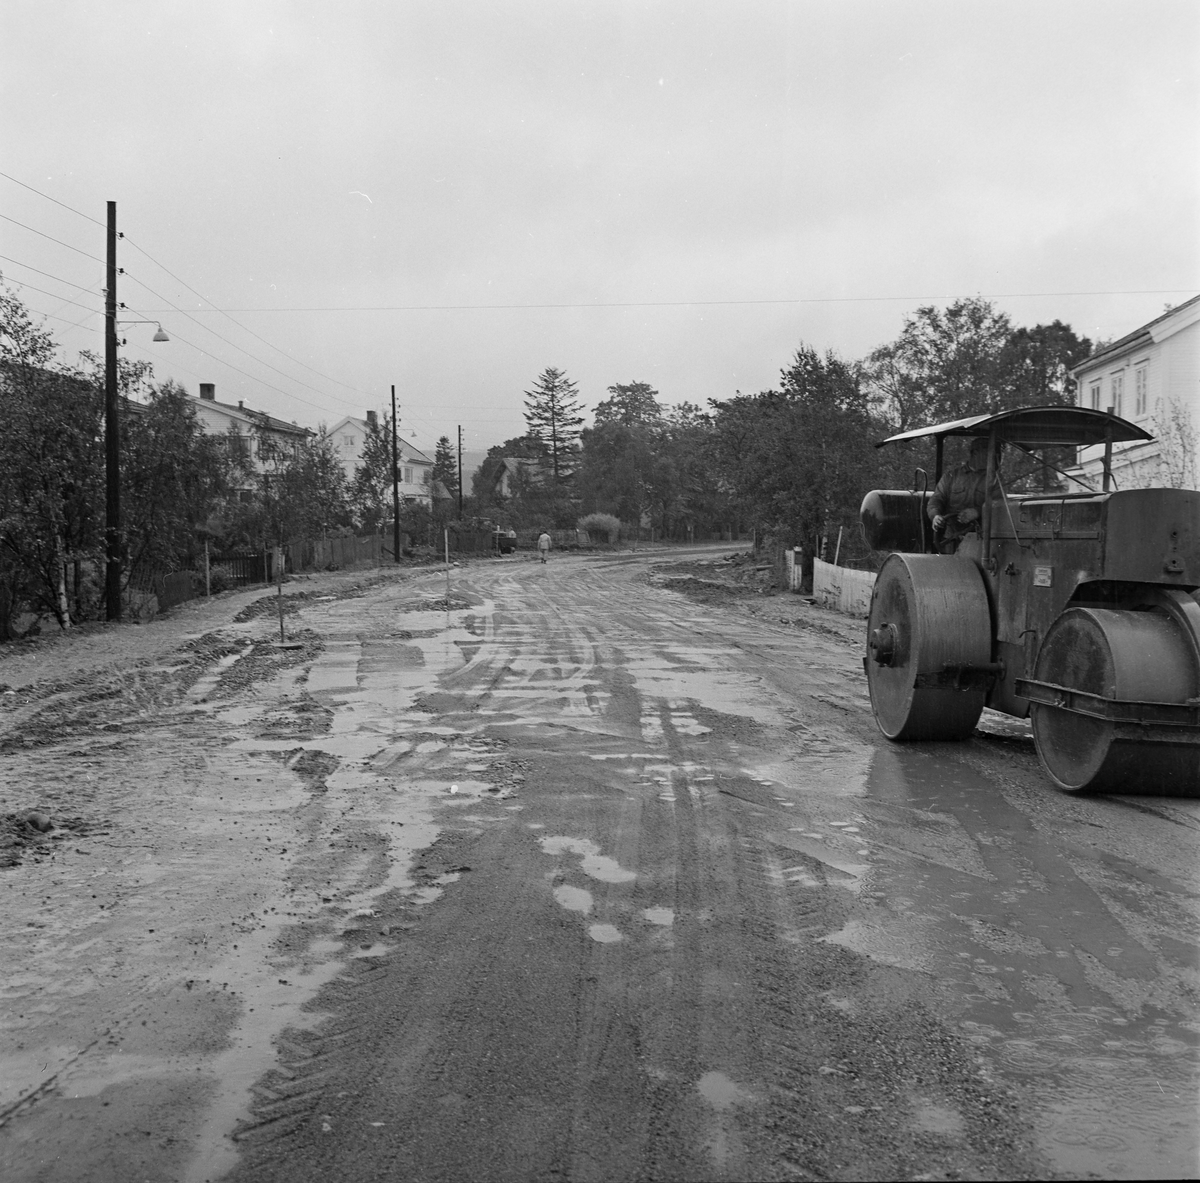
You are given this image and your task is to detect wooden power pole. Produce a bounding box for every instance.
[104,201,121,621]
[457,425,464,517]
[391,385,402,563]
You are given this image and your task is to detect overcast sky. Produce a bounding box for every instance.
[3,0,1197,458]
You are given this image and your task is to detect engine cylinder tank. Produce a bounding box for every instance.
[860,489,933,554]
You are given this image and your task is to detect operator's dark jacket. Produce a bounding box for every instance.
[927,462,989,546]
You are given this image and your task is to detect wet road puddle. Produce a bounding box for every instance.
[539,836,637,883]
[696,1070,752,1111]
[823,740,1200,1179]
[553,884,594,914]
[587,924,623,943]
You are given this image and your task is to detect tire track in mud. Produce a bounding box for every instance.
[201,556,1093,1181]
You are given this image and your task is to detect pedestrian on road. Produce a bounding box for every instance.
[538,531,552,563]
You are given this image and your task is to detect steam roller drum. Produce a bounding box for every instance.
[865,553,992,740]
[1030,601,1200,794]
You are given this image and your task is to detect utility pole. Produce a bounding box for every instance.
[457,425,464,517]
[391,385,402,564]
[104,201,121,621]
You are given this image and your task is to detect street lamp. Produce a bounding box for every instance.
[117,316,170,345]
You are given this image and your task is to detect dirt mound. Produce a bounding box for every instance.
[208,631,324,700]
[407,597,473,612]
[233,594,308,623]
[0,811,108,869]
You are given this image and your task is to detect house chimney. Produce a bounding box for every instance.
[238,400,244,410]
[366,410,378,429]
[199,383,215,400]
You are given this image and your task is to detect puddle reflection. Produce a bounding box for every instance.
[846,741,1200,1179]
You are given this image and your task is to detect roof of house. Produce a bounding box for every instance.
[326,415,433,463]
[1072,293,1200,374]
[495,455,544,475]
[193,394,313,438]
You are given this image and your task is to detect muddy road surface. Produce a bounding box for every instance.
[1,549,1197,1182]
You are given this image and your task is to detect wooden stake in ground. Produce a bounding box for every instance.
[276,544,285,643]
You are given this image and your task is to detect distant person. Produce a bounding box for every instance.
[928,437,1002,554]
[537,531,552,563]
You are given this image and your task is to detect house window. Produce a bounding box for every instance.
[1111,371,1124,417]
[403,466,413,484]
[1135,364,1148,417]
[343,434,354,449]
[1089,382,1101,410]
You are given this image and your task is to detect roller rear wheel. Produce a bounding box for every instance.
[865,553,992,740]
[1030,592,1200,794]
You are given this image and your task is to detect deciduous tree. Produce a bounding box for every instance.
[710,346,884,560]
[121,379,230,588]
[862,298,1014,429]
[350,411,395,533]
[0,281,103,629]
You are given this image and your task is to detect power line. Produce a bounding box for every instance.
[32,307,101,333]
[121,269,367,415]
[0,169,380,418]
[5,275,97,314]
[129,287,1200,313]
[121,232,380,403]
[0,254,103,295]
[133,309,437,447]
[0,213,105,263]
[0,170,106,227]
[128,311,331,415]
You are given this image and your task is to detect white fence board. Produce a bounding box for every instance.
[812,557,876,617]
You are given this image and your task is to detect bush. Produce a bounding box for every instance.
[577,512,621,544]
[208,564,235,594]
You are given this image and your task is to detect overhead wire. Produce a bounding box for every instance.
[124,306,332,418]
[125,304,439,452]
[1,170,394,434]
[129,287,1200,313]
[121,233,380,405]
[0,254,104,295]
[12,170,1186,456]
[119,264,442,448]
[0,213,105,263]
[5,275,98,315]
[30,308,101,334]
[120,268,369,415]
[0,170,106,227]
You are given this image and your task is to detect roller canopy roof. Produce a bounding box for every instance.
[876,405,1154,449]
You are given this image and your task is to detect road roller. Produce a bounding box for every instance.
[859,405,1200,794]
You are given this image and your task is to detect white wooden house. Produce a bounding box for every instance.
[326,413,433,505]
[191,383,312,494]
[1071,295,1200,489]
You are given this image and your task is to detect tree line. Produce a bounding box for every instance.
[1,274,1112,635]
[0,280,439,635]
[472,298,1098,562]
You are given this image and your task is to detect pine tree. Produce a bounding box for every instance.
[523,367,583,485]
[432,435,458,501]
